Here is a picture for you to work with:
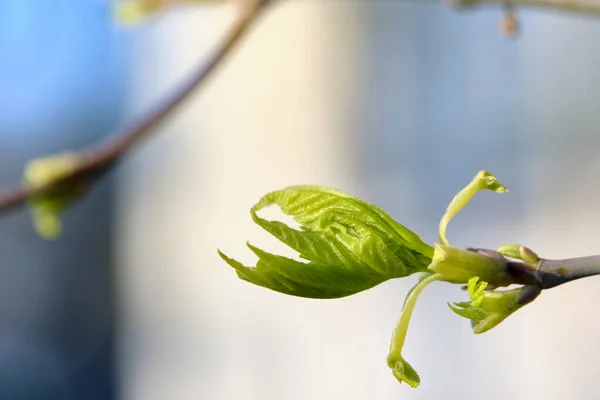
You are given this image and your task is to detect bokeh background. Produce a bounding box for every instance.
[2,1,600,399]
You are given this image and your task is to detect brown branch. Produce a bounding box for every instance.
[535,255,600,288]
[473,248,600,292]
[0,0,271,213]
[446,0,600,15]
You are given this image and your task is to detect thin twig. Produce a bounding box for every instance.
[0,0,271,213]
[474,248,600,291]
[446,0,600,15]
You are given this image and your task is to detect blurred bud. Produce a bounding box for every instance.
[114,0,226,24]
[24,153,85,239]
[114,0,171,24]
[500,9,519,37]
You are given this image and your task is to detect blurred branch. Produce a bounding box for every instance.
[0,0,595,220]
[447,0,600,14]
[0,0,271,214]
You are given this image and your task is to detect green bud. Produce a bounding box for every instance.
[497,244,522,259]
[497,244,540,265]
[520,246,540,265]
[428,244,505,284]
[449,277,531,334]
[219,186,433,299]
[114,0,167,24]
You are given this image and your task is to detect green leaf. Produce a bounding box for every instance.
[219,186,434,298]
[497,244,540,265]
[467,276,487,307]
[448,302,490,321]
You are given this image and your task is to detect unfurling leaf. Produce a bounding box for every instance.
[438,170,507,246]
[449,277,528,334]
[467,276,487,307]
[218,186,433,298]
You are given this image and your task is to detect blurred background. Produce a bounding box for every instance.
[2,0,600,399]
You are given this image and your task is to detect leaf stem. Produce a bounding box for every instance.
[388,273,442,364]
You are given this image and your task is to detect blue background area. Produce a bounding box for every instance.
[0,1,123,398]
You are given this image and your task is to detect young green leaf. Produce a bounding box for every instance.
[438,171,507,246]
[218,186,434,298]
[449,277,531,334]
[467,276,487,307]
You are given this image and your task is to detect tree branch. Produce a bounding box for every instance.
[0,0,271,214]
[483,250,600,291]
[447,0,600,15]
[535,255,600,288]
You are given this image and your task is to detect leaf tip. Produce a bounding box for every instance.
[387,355,420,388]
[476,170,507,194]
[216,248,228,260]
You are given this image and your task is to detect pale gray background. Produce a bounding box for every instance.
[118,2,600,400]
